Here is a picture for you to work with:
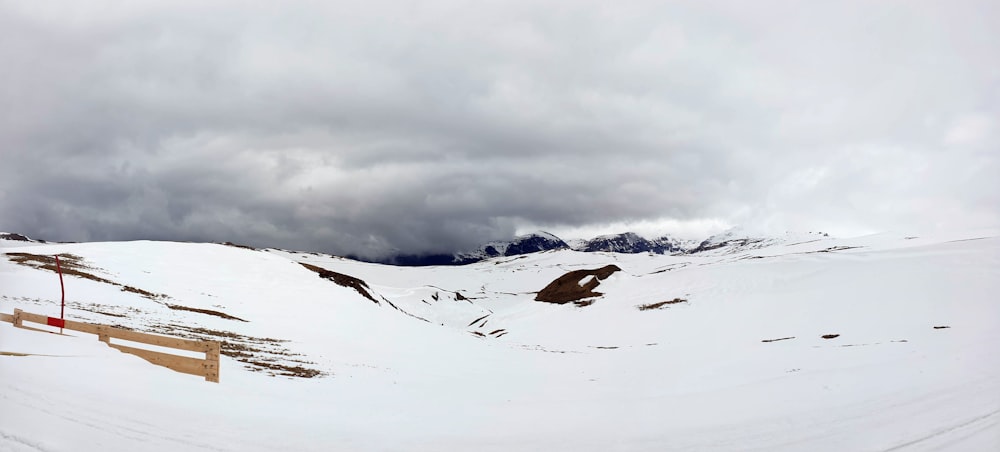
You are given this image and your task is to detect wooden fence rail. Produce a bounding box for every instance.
[3,309,220,383]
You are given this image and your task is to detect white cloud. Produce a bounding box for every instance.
[944,114,997,149]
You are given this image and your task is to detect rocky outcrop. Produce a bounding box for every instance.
[0,232,37,242]
[535,264,621,304]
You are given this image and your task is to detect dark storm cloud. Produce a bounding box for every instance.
[1,0,998,258]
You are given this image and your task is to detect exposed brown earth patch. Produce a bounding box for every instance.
[92,310,128,318]
[821,334,840,339]
[933,325,950,329]
[221,242,256,250]
[806,246,863,253]
[762,336,795,343]
[8,253,116,285]
[60,301,146,320]
[6,253,169,300]
[467,314,490,327]
[299,263,378,304]
[535,264,621,304]
[166,304,248,322]
[121,285,166,299]
[638,298,688,311]
[151,324,323,378]
[245,360,322,378]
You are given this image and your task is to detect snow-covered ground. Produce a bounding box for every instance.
[1,230,998,451]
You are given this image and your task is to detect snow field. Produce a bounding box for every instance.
[1,232,998,450]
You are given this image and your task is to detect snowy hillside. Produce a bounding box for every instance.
[1,230,999,451]
[687,228,833,255]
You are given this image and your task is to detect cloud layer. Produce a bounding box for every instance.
[2,0,997,258]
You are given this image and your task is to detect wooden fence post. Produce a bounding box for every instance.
[96,325,110,344]
[204,341,221,383]
[12,308,22,328]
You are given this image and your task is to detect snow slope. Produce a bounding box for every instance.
[1,230,999,451]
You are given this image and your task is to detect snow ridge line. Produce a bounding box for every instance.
[0,430,52,452]
[881,408,1000,451]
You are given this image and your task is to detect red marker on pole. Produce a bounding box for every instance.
[54,254,65,334]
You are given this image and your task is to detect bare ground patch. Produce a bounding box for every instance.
[806,246,863,253]
[467,314,490,327]
[464,314,509,338]
[637,298,688,311]
[8,253,115,284]
[299,263,378,304]
[535,265,621,304]
[166,304,248,322]
[244,360,322,378]
[151,324,323,378]
[221,242,257,250]
[6,253,169,300]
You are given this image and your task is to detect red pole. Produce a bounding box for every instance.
[55,254,65,334]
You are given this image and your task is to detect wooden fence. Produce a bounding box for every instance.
[3,309,220,383]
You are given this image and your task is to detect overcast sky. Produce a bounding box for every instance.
[1,0,997,258]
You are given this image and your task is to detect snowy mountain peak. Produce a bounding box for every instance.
[523,231,563,242]
[458,231,569,262]
[373,227,834,266]
[575,232,688,254]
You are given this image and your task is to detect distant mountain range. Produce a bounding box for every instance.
[3,228,834,267]
[574,232,694,254]
[373,228,832,266]
[375,232,571,266]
